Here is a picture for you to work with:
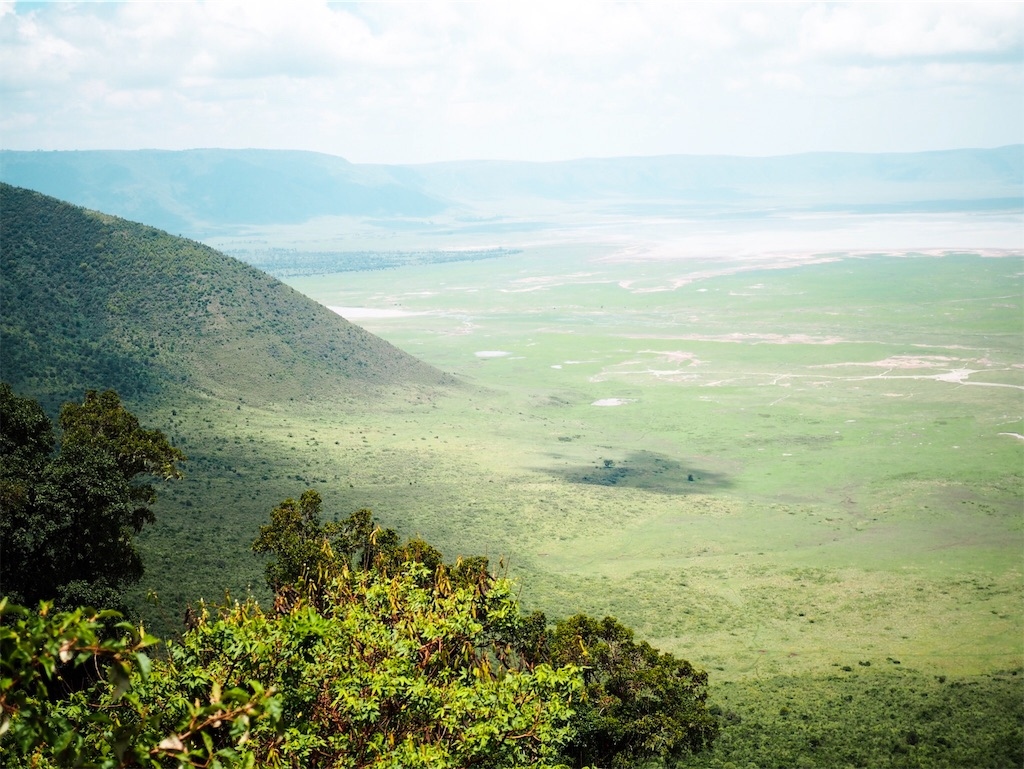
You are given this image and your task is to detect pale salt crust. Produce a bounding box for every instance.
[329,307,423,319]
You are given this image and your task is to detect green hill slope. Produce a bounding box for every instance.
[0,183,451,411]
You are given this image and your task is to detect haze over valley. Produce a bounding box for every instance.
[2,2,1022,766]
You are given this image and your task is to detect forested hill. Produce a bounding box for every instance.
[0,183,451,410]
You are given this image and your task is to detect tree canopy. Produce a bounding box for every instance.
[250,490,719,768]
[0,385,184,610]
[1,564,580,768]
[549,613,718,768]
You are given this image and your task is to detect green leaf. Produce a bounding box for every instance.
[135,651,152,681]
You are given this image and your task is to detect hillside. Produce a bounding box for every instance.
[0,183,451,411]
[1,146,1020,238]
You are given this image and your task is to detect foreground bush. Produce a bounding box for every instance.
[0,597,275,768]
[251,491,720,768]
[1,562,581,768]
[176,563,582,768]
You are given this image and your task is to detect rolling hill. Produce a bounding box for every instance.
[0,183,452,412]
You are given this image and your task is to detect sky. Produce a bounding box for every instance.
[1,1,1022,164]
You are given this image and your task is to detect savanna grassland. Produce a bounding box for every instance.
[127,191,1024,765]
[275,242,1023,680]
[234,217,1023,766]
[4,167,1021,765]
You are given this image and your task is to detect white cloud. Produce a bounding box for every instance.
[0,1,1020,161]
[798,2,1024,62]
[761,71,804,91]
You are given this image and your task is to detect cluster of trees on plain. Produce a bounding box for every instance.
[0,385,718,768]
[233,247,522,278]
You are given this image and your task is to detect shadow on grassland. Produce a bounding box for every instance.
[540,450,733,495]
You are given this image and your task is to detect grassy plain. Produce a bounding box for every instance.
[7,177,1020,764]
[268,242,1023,682]
[141,214,1024,765]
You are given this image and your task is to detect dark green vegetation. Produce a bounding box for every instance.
[227,247,522,276]
[0,386,183,612]
[0,183,449,411]
[678,667,1023,769]
[548,614,717,768]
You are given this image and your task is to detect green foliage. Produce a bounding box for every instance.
[252,490,718,768]
[252,492,472,595]
[59,389,185,484]
[251,490,339,591]
[0,383,56,585]
[547,614,719,768]
[161,562,580,768]
[1,561,583,769]
[0,597,277,768]
[0,385,184,610]
[0,382,55,485]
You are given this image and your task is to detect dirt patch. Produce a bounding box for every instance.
[810,356,1024,390]
[641,349,701,364]
[624,332,849,345]
[818,355,962,370]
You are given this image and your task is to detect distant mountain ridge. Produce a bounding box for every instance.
[1,146,1020,237]
[0,149,446,236]
[0,183,451,410]
[402,146,1024,205]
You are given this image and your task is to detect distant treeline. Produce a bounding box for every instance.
[232,247,521,276]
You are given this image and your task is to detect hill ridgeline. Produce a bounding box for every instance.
[0,183,451,410]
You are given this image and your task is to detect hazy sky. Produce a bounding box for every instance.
[2,1,1022,163]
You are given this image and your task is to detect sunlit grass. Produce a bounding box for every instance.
[134,250,1022,693]
[280,250,1022,677]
